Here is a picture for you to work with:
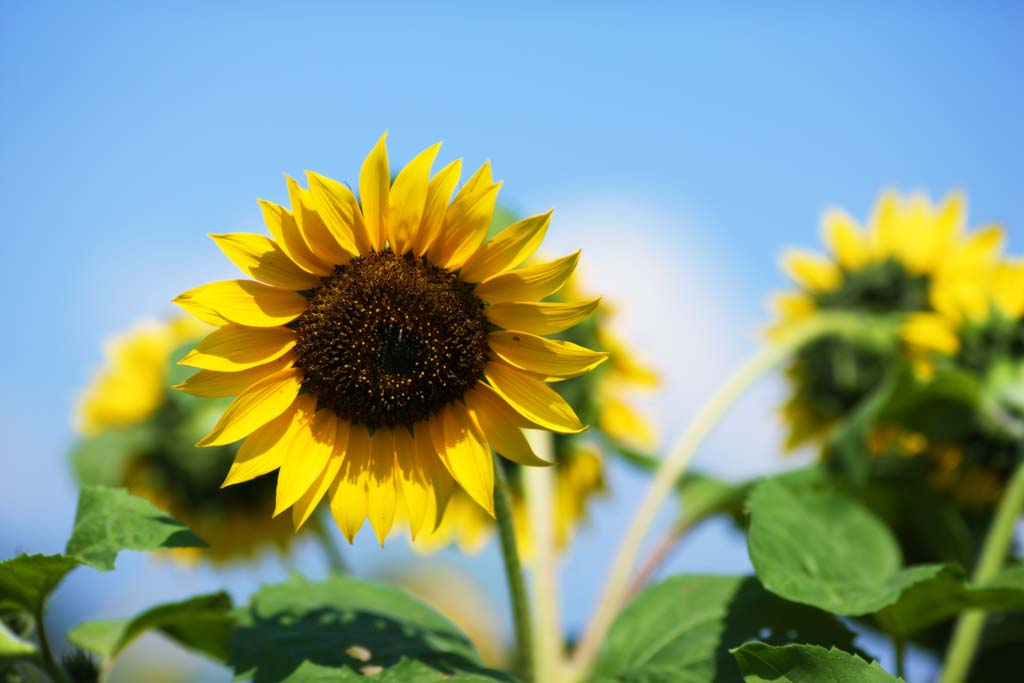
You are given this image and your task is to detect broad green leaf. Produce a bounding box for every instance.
[65,486,205,571]
[0,554,79,614]
[68,592,233,662]
[0,621,36,661]
[731,643,902,682]
[748,478,944,615]
[590,575,857,683]
[230,573,513,682]
[876,564,1024,638]
[677,473,753,528]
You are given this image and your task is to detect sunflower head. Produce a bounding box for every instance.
[772,190,1004,451]
[73,317,298,564]
[173,135,605,544]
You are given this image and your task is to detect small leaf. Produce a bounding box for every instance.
[0,554,80,615]
[230,573,513,682]
[731,643,903,682]
[65,486,205,571]
[0,621,37,661]
[590,575,857,683]
[68,592,233,662]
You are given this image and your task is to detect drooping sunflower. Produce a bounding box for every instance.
[896,260,1024,505]
[173,136,605,543]
[412,264,659,556]
[73,317,298,564]
[771,190,1004,451]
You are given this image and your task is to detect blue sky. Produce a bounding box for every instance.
[1,2,1021,679]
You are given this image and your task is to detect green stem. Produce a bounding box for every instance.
[567,312,870,681]
[33,605,70,683]
[313,514,349,574]
[894,638,906,680]
[494,452,535,682]
[940,459,1024,683]
[523,431,562,683]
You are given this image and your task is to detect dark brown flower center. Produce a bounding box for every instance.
[294,250,489,430]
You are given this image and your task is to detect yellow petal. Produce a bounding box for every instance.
[176,300,230,327]
[599,396,658,450]
[484,362,586,434]
[393,428,430,538]
[869,190,905,260]
[431,405,495,515]
[173,352,296,398]
[414,421,455,531]
[944,225,1005,274]
[412,159,462,257]
[174,280,308,328]
[781,249,841,291]
[464,383,551,467]
[488,331,608,379]
[221,399,302,486]
[438,182,502,270]
[387,142,441,254]
[291,419,348,530]
[366,430,398,544]
[486,298,601,336]
[475,251,581,303]
[306,170,371,255]
[820,209,868,271]
[197,367,302,446]
[330,425,371,542]
[179,324,296,371]
[275,404,337,516]
[210,233,321,290]
[287,176,353,265]
[459,211,553,283]
[902,312,960,355]
[360,132,390,250]
[992,261,1024,319]
[258,199,332,275]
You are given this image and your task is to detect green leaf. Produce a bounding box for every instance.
[65,486,205,571]
[748,477,946,615]
[731,643,902,682]
[0,621,36,661]
[0,554,80,615]
[590,575,857,683]
[68,592,233,662]
[230,573,513,682]
[677,473,753,528]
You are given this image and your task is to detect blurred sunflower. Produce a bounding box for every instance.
[173,135,605,544]
[73,317,297,564]
[412,260,659,556]
[771,190,1004,451]
[896,260,1024,505]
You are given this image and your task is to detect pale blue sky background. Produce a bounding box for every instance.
[1,2,1022,680]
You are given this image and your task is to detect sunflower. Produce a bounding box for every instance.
[172,135,605,544]
[772,190,1004,451]
[411,264,658,556]
[897,260,1024,505]
[73,317,297,564]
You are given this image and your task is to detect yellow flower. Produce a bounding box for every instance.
[772,190,1003,450]
[73,317,297,564]
[173,135,605,544]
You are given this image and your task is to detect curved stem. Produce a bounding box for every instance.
[894,638,906,680]
[34,604,70,683]
[493,452,535,682]
[568,312,866,680]
[313,513,349,574]
[623,521,692,603]
[940,459,1024,683]
[523,431,561,683]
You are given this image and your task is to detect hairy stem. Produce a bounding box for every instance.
[940,459,1024,683]
[34,605,69,683]
[523,431,562,683]
[568,312,869,680]
[494,453,535,681]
